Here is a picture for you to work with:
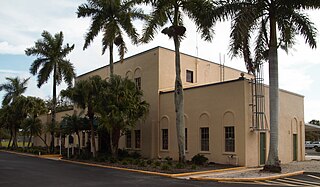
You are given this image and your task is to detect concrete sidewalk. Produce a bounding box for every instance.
[177,167,304,182]
[305,155,320,161]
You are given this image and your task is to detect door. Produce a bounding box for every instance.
[293,134,298,161]
[260,132,266,165]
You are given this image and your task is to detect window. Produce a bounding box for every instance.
[225,127,235,152]
[186,70,194,83]
[135,130,141,149]
[126,131,132,148]
[162,129,168,150]
[200,127,209,151]
[185,128,188,151]
[135,77,141,90]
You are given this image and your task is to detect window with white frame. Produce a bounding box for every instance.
[225,126,235,152]
[135,77,141,90]
[200,127,209,151]
[162,129,168,150]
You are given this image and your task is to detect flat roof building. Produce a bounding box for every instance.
[35,46,305,167]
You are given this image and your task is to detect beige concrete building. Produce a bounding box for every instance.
[34,46,305,167]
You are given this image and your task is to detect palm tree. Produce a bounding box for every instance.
[60,75,105,157]
[96,75,149,158]
[61,113,84,155]
[138,0,215,162]
[77,0,146,75]
[214,0,319,172]
[10,96,30,149]
[0,77,29,106]
[23,96,47,147]
[0,105,13,148]
[25,30,76,153]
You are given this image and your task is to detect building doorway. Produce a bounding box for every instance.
[293,134,298,161]
[260,132,266,165]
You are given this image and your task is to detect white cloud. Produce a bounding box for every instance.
[0,41,27,55]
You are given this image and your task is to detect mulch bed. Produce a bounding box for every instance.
[65,158,238,174]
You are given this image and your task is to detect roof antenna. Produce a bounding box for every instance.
[196,32,199,58]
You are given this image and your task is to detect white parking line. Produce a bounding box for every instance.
[307,174,320,180]
[284,177,320,186]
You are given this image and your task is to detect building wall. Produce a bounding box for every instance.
[159,78,305,167]
[77,47,160,158]
[33,110,74,147]
[158,47,253,91]
[159,79,247,165]
[245,83,305,167]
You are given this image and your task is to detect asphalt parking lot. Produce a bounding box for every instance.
[305,148,320,156]
[0,151,256,187]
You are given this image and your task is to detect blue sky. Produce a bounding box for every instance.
[0,0,320,121]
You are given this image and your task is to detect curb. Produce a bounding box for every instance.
[61,159,172,177]
[190,170,304,182]
[0,150,62,160]
[171,167,246,177]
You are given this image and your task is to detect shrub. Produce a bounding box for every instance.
[122,161,128,165]
[138,160,146,167]
[164,156,173,161]
[78,152,91,160]
[130,151,141,159]
[118,149,130,159]
[164,156,173,166]
[146,159,153,165]
[161,163,170,170]
[133,159,141,165]
[175,162,185,169]
[109,157,118,163]
[316,147,320,152]
[154,161,161,167]
[191,164,197,170]
[191,154,208,165]
[126,158,134,164]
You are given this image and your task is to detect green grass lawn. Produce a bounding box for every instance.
[0,141,25,147]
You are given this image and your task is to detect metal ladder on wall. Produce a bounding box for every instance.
[250,64,269,131]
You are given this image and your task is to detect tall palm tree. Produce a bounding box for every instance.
[214,0,319,172]
[60,75,105,157]
[0,77,29,106]
[77,0,146,75]
[96,75,149,158]
[25,30,76,153]
[138,0,215,162]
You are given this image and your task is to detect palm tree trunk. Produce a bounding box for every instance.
[110,128,120,158]
[264,13,281,173]
[37,134,49,152]
[12,126,18,149]
[173,6,185,163]
[23,135,26,149]
[27,134,32,147]
[88,104,96,157]
[7,129,13,149]
[109,44,114,76]
[51,64,57,153]
[77,132,81,155]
